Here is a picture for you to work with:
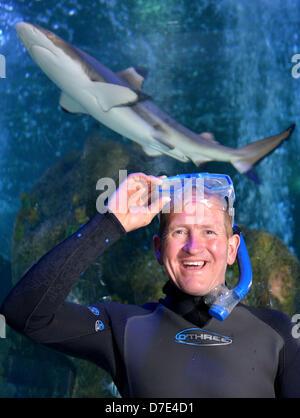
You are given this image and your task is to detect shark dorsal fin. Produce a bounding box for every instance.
[199,132,219,144]
[117,67,146,91]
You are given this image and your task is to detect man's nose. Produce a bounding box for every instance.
[183,233,205,253]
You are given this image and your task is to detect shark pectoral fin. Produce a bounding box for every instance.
[190,156,213,167]
[141,146,163,157]
[144,142,189,162]
[117,67,146,91]
[152,133,175,150]
[59,92,88,114]
[90,81,140,111]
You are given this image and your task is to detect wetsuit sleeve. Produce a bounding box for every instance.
[0,211,126,372]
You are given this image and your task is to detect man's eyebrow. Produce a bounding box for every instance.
[168,222,221,231]
[198,224,218,229]
[169,223,187,228]
[167,224,189,230]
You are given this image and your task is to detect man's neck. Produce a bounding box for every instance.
[159,280,211,328]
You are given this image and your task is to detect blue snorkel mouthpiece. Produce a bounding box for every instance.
[157,172,253,321]
[205,223,253,321]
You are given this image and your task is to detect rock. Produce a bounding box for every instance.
[226,225,300,316]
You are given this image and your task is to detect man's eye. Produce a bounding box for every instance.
[174,229,187,235]
[205,230,215,235]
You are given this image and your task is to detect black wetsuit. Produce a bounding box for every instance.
[1,212,300,398]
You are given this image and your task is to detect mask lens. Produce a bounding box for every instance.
[205,179,224,189]
[157,173,235,223]
[158,178,183,193]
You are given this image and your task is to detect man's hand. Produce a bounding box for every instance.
[107,172,170,232]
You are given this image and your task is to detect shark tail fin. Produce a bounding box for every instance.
[232,124,295,178]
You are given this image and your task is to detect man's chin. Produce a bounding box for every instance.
[178,281,209,297]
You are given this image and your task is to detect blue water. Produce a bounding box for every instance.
[0,0,299,258]
[1,0,300,399]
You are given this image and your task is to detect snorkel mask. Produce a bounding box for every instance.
[157,172,252,321]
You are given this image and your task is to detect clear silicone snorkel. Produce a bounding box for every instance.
[157,173,252,321]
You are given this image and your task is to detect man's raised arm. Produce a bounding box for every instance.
[0,173,169,336]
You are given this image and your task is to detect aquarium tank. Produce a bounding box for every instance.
[0,0,300,398]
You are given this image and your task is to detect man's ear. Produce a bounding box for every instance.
[153,234,163,265]
[227,233,240,265]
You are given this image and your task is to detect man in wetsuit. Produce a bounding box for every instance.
[1,172,300,397]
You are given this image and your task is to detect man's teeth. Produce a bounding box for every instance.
[183,261,205,266]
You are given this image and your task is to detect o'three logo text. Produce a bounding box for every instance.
[175,328,232,346]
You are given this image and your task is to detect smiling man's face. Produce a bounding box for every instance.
[153,201,240,296]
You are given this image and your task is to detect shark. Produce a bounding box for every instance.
[15,21,295,182]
